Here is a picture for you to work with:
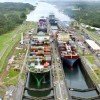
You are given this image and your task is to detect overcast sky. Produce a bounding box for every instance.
[0,0,100,4]
[0,0,27,2]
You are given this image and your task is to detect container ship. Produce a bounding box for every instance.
[57,32,79,68]
[22,19,54,100]
[28,33,51,73]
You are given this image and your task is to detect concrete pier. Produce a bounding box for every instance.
[51,39,71,100]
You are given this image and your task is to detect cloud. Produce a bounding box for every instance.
[0,0,38,5]
[0,0,100,3]
[0,0,24,2]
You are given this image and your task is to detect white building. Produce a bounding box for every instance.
[85,39,100,53]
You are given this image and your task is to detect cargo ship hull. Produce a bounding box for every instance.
[58,37,79,68]
[61,57,79,67]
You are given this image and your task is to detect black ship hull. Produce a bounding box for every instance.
[62,57,78,68]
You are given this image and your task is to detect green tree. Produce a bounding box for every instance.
[20,12,26,19]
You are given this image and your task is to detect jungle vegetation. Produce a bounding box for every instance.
[64,2,100,28]
[0,2,35,34]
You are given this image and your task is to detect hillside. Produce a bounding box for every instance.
[0,2,35,35]
[64,1,100,28]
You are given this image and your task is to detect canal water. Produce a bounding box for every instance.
[23,72,53,98]
[63,59,99,98]
[26,2,71,22]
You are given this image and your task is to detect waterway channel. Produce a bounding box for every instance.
[26,2,71,22]
[51,24,100,99]
[62,58,99,99]
[25,1,100,99]
[23,72,53,99]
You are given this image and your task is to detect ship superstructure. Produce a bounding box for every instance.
[49,13,58,26]
[37,17,47,33]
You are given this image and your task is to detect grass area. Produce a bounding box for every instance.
[0,36,20,73]
[77,47,83,55]
[0,25,22,51]
[3,68,19,85]
[76,24,100,44]
[0,89,5,97]
[0,21,36,74]
[74,22,100,44]
[95,70,100,77]
[3,48,27,86]
[3,72,26,86]
[7,68,19,78]
[4,75,19,86]
[84,29,100,43]
[86,55,95,64]
[0,21,36,51]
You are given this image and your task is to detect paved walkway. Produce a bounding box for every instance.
[51,39,70,100]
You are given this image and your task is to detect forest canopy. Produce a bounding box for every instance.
[0,2,35,35]
[65,2,100,28]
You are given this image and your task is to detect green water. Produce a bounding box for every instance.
[24,72,53,97]
[29,72,50,88]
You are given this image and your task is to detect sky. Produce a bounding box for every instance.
[0,0,100,3]
[0,0,30,3]
[0,0,33,3]
[0,0,38,5]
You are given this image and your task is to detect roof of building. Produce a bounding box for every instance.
[85,39,100,51]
